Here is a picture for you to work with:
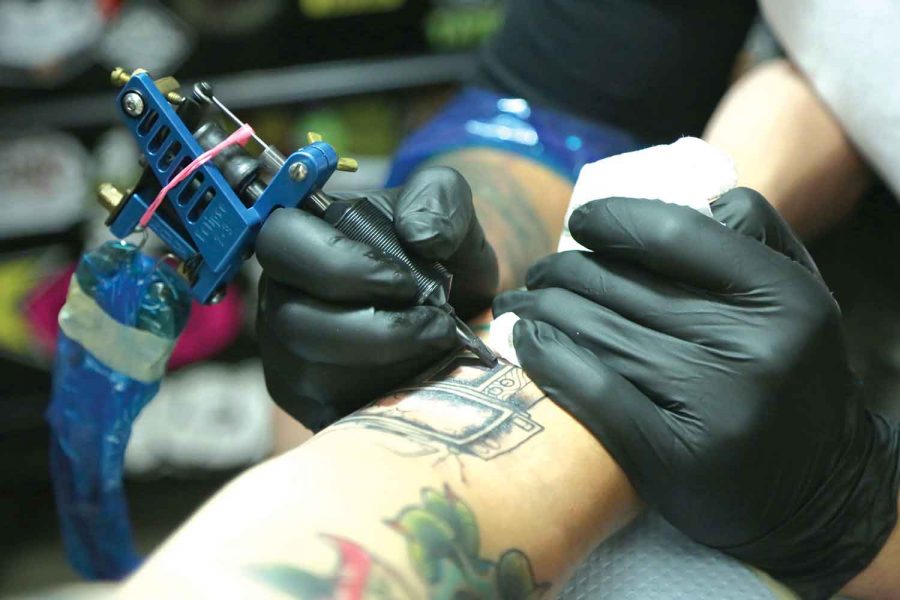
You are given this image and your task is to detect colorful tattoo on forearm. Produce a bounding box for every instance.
[251,485,548,600]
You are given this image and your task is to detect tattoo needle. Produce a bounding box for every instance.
[440,305,499,367]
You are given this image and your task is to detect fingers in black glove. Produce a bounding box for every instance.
[257,276,458,430]
[256,207,419,305]
[500,194,898,598]
[524,251,710,335]
[260,277,456,366]
[568,196,817,295]
[711,187,820,278]
[339,167,498,317]
[493,287,702,409]
[256,166,497,431]
[511,318,673,495]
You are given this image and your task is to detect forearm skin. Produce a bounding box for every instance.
[841,500,900,599]
[121,355,639,599]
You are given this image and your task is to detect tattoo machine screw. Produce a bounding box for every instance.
[99,68,497,366]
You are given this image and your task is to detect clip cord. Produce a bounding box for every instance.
[138,123,255,228]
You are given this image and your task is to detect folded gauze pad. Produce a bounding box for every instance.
[489,137,738,365]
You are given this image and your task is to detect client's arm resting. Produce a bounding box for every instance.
[121,352,639,598]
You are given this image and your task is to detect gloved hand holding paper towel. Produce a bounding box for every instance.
[490,137,900,599]
[489,137,737,365]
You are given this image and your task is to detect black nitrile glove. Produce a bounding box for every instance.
[257,167,498,432]
[493,188,900,599]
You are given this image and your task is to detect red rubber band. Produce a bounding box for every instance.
[139,123,255,229]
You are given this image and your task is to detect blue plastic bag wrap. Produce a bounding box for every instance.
[47,241,191,580]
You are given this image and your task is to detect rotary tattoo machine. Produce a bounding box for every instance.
[98,67,497,365]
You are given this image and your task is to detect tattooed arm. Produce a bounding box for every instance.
[119,353,640,599]
[423,148,575,291]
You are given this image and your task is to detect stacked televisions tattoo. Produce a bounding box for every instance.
[336,355,547,464]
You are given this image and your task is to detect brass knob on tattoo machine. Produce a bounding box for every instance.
[97,182,125,215]
[110,67,184,104]
[306,131,359,173]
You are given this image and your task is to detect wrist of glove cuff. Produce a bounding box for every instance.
[724,409,900,599]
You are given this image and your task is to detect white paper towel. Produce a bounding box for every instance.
[489,137,737,366]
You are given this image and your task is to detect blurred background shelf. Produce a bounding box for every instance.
[0,53,478,130]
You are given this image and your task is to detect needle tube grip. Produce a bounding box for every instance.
[323,198,450,306]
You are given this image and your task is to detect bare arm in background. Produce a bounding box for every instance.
[843,521,900,600]
[442,62,870,250]
[704,59,872,239]
[440,62,869,257]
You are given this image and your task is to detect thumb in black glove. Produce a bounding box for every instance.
[257,167,498,431]
[494,188,900,599]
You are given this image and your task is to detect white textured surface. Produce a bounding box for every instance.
[126,361,273,474]
[488,137,737,365]
[558,512,777,600]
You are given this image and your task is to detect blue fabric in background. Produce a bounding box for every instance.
[387,87,647,186]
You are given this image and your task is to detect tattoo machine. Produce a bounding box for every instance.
[97,68,496,365]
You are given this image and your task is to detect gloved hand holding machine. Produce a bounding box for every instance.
[47,67,499,580]
[99,66,493,360]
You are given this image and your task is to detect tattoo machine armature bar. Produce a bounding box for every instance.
[97,68,498,366]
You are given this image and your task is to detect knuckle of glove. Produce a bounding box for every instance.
[650,209,697,251]
[412,166,473,205]
[255,208,296,255]
[717,187,783,237]
[568,200,605,237]
[262,367,343,432]
[724,187,775,221]
[357,189,399,218]
[263,294,314,343]
[791,288,842,347]
[521,288,571,321]
[573,198,702,252]
[525,251,581,289]
[750,285,841,376]
[397,167,475,260]
[365,308,455,365]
